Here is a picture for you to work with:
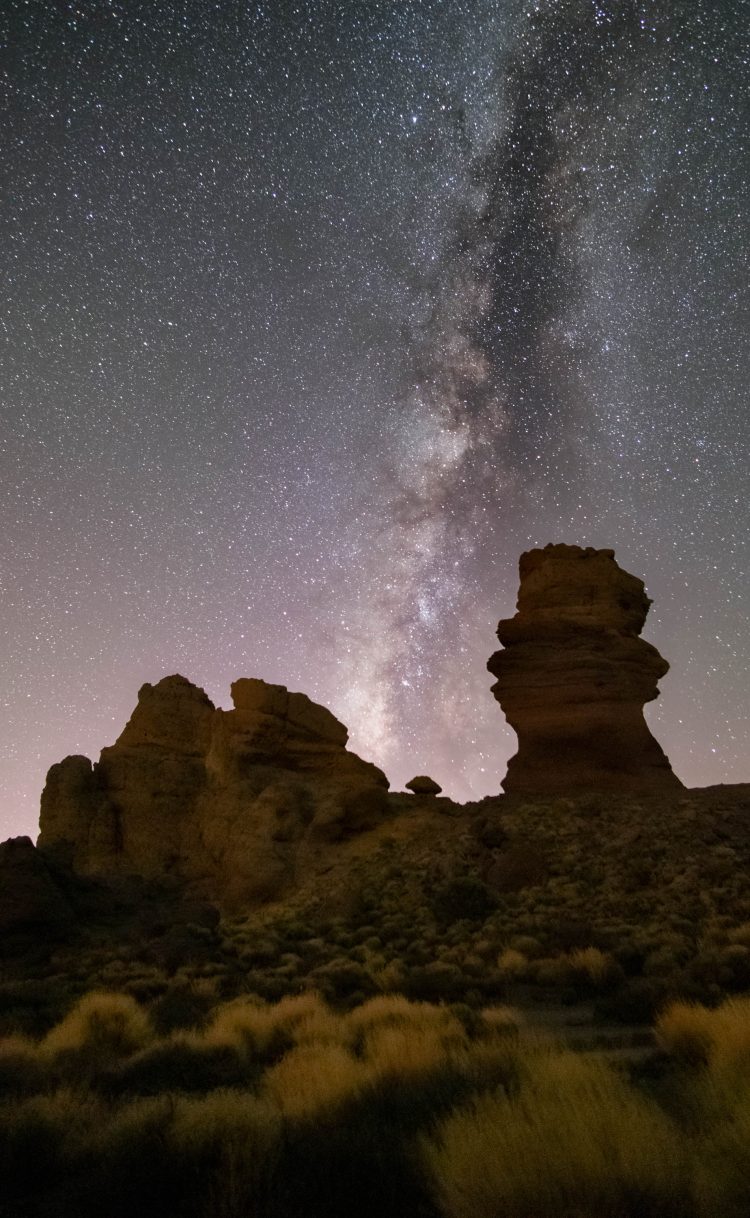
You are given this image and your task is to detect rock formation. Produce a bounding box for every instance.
[405,776,442,795]
[487,544,683,795]
[0,836,76,953]
[39,676,389,906]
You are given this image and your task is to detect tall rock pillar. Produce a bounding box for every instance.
[487,544,683,795]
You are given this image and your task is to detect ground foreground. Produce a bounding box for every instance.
[2,988,750,1217]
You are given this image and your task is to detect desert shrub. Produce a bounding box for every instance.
[202,996,287,1062]
[496,947,528,979]
[432,876,498,924]
[310,957,377,1005]
[421,1047,691,1218]
[263,1041,370,1118]
[655,1002,716,1066]
[276,998,345,1047]
[509,934,543,958]
[104,1033,246,1096]
[40,991,152,1080]
[597,976,672,1024]
[88,1094,182,1216]
[401,961,467,1003]
[150,981,215,1034]
[530,955,575,987]
[484,843,548,893]
[480,1005,521,1040]
[270,1022,502,1218]
[169,1090,282,1218]
[568,947,623,991]
[657,997,750,1081]
[693,1088,750,1218]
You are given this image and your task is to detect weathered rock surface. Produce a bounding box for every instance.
[406,776,443,795]
[0,836,76,953]
[487,544,683,795]
[39,675,389,906]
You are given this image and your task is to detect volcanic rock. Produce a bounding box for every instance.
[0,836,76,953]
[39,675,389,906]
[487,544,683,795]
[405,776,443,795]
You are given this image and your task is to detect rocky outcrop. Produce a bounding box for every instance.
[0,836,76,954]
[39,676,389,906]
[487,544,683,795]
[406,776,442,795]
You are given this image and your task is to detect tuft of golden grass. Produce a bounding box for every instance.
[263,1041,370,1118]
[496,948,528,979]
[202,996,278,1060]
[169,1090,281,1218]
[479,1005,521,1038]
[421,1046,689,1218]
[657,996,750,1084]
[568,946,618,986]
[40,991,152,1059]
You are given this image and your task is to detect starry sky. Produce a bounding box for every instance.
[3,0,748,839]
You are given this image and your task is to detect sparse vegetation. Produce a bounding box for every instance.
[0,990,749,1215]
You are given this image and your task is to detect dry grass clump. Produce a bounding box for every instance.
[496,947,528,978]
[347,994,468,1080]
[20,987,750,1216]
[201,996,280,1060]
[40,991,152,1062]
[169,1090,282,1217]
[479,1004,521,1039]
[656,996,750,1076]
[203,990,344,1063]
[263,1041,370,1118]
[421,1046,690,1218]
[0,1087,106,1196]
[267,991,345,1043]
[655,1001,716,1066]
[568,946,620,987]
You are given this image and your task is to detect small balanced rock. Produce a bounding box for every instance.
[405,775,442,796]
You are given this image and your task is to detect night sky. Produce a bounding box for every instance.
[3,0,748,839]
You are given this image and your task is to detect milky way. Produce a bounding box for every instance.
[3,0,748,836]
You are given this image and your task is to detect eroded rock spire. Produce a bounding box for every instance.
[488,544,683,795]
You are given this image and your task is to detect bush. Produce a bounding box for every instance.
[40,991,152,1080]
[432,876,498,924]
[169,1090,281,1217]
[655,1002,716,1066]
[104,1034,246,1096]
[263,1042,369,1119]
[421,1048,691,1218]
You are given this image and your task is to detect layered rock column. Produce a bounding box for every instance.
[487,544,683,795]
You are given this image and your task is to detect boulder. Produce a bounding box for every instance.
[405,776,443,795]
[487,545,683,794]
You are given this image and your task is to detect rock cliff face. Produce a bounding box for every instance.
[487,544,683,795]
[39,676,389,906]
[0,836,76,953]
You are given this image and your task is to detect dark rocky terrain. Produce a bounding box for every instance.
[1,546,747,1037]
